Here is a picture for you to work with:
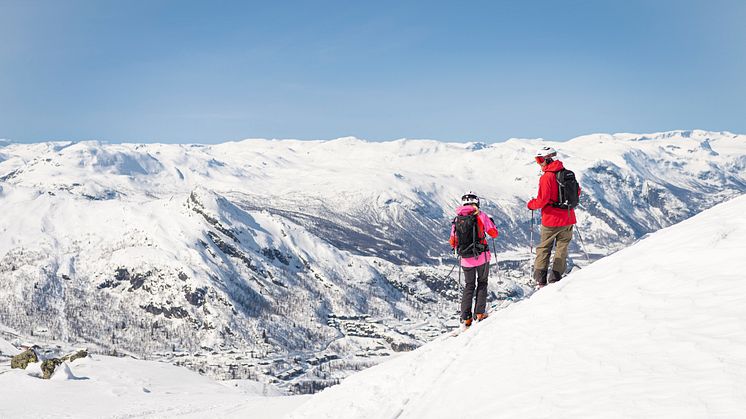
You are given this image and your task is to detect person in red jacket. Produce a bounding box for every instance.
[527,146,580,288]
[449,192,499,327]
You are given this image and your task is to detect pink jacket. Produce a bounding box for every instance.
[449,205,499,267]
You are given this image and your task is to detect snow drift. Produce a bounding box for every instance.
[0,336,307,418]
[289,194,746,418]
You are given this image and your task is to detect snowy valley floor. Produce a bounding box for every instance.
[287,194,746,419]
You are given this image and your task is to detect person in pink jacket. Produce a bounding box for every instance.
[449,192,499,327]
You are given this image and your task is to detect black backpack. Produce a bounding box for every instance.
[552,169,579,209]
[453,213,487,258]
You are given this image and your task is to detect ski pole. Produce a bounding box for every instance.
[444,256,459,279]
[529,210,534,255]
[529,210,535,282]
[491,237,503,283]
[574,223,591,264]
[457,256,461,289]
[456,255,463,321]
[572,204,592,264]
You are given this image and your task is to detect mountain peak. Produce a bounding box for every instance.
[328,136,367,144]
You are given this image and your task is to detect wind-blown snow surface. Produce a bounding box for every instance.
[0,337,307,418]
[1,129,745,391]
[289,194,746,418]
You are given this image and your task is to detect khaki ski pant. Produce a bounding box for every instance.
[534,225,574,275]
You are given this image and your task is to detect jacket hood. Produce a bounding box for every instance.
[542,159,565,172]
[456,205,479,216]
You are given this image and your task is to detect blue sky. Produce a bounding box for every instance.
[1,0,744,143]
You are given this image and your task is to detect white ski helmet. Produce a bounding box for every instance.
[461,191,480,207]
[535,146,557,158]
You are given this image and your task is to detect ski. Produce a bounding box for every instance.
[449,323,473,337]
[449,313,490,337]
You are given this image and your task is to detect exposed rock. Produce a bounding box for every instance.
[207,231,258,272]
[384,336,420,352]
[184,287,207,307]
[262,247,291,265]
[0,169,20,182]
[41,358,62,379]
[11,347,87,378]
[141,303,190,319]
[114,268,149,291]
[98,267,151,291]
[188,192,239,242]
[11,349,38,369]
[62,349,88,363]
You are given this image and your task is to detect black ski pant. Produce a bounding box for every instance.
[461,262,489,321]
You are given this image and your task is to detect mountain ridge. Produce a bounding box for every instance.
[1,129,744,392]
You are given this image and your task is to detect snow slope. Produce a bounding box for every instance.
[0,336,307,418]
[288,194,746,418]
[0,338,19,357]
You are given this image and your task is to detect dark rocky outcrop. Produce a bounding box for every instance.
[63,349,89,363]
[41,358,62,379]
[10,346,88,378]
[42,349,88,379]
[261,247,291,265]
[184,287,207,307]
[384,336,419,352]
[141,303,190,319]
[207,231,259,272]
[98,267,152,291]
[188,192,239,242]
[11,349,38,369]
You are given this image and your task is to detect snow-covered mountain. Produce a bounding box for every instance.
[288,193,746,418]
[0,129,744,392]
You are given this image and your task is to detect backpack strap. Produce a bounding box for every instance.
[550,169,563,207]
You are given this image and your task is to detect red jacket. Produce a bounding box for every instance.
[527,160,580,227]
